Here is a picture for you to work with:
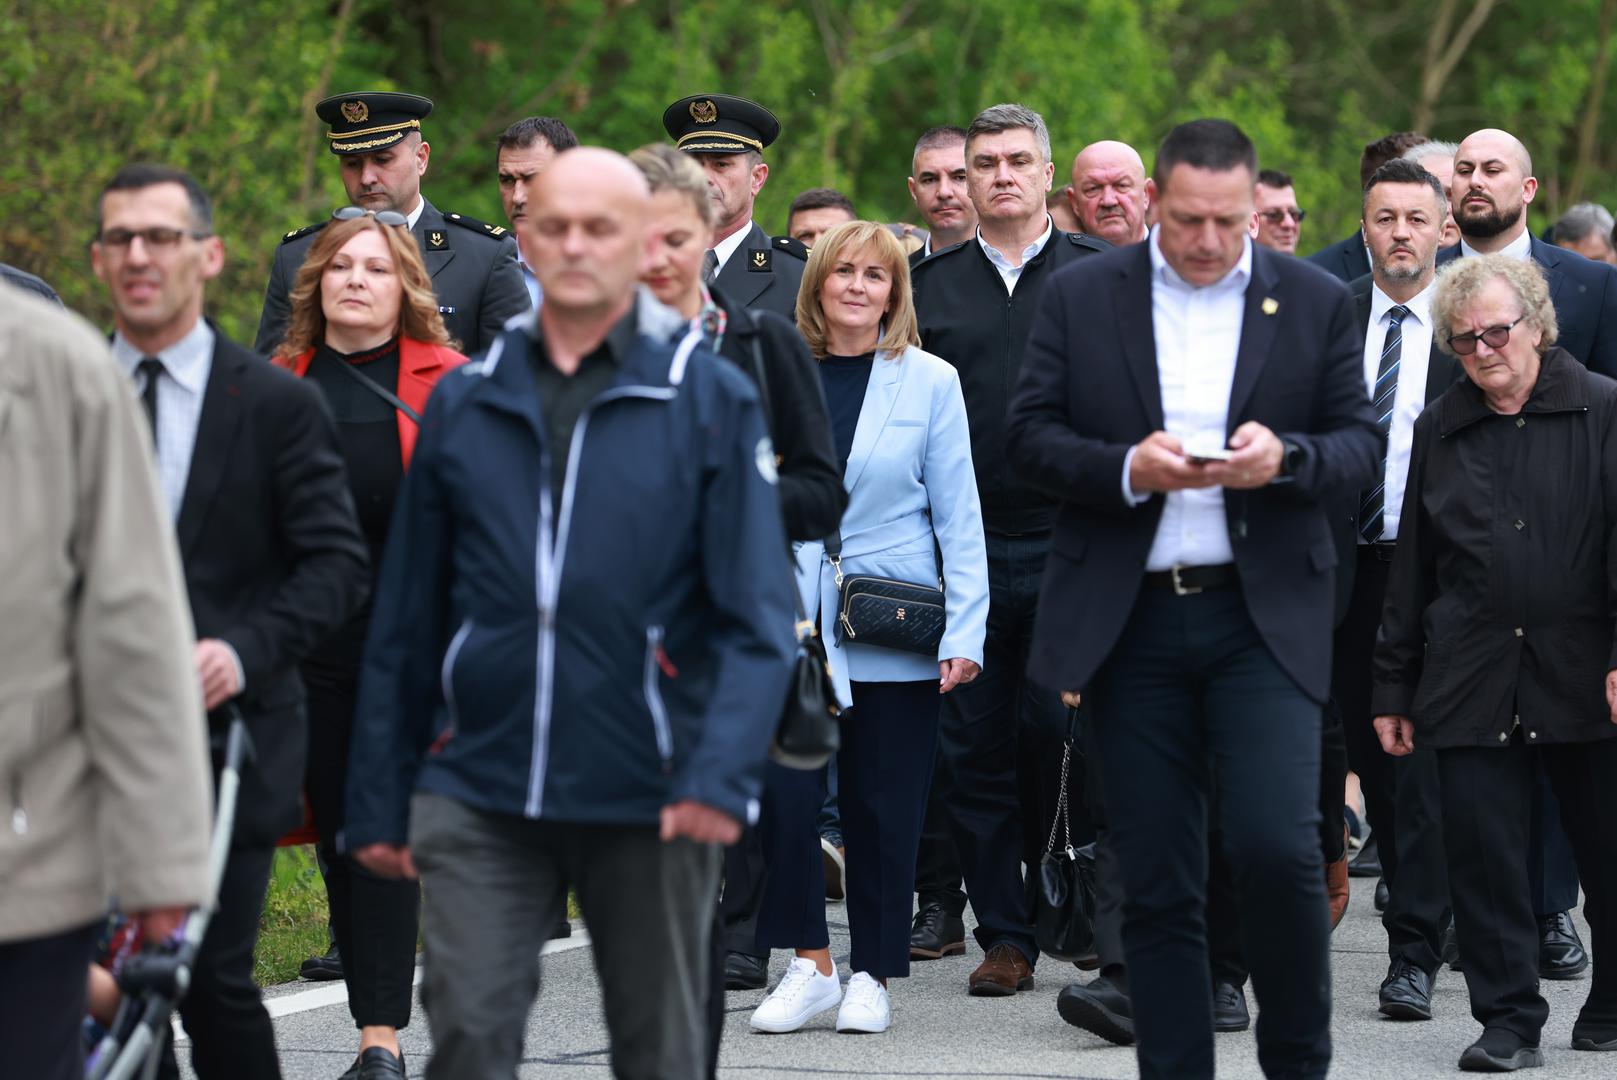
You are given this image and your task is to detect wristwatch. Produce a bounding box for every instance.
[1279,439,1304,478]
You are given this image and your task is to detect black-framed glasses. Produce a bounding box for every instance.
[332,206,408,227]
[96,226,213,249]
[1259,208,1306,224]
[1447,315,1526,355]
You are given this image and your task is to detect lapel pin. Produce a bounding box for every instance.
[1261,297,1279,316]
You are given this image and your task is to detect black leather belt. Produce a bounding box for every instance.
[1143,563,1238,595]
[1359,541,1398,563]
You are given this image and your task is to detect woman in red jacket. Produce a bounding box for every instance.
[273,208,464,1080]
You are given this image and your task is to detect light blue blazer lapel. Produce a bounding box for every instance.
[842,350,907,493]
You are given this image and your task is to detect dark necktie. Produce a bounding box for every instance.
[136,356,164,446]
[1358,305,1409,542]
[702,249,719,284]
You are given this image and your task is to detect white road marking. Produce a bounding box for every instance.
[173,928,591,1043]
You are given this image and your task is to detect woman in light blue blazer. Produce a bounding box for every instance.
[749,221,989,1036]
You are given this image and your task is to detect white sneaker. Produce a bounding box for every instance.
[835,972,890,1033]
[749,957,842,1033]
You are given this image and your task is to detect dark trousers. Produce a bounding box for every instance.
[1384,748,1450,973]
[934,533,1070,963]
[1438,738,1617,1040]
[411,792,719,1080]
[1337,549,1400,883]
[0,921,99,1080]
[304,664,420,1029]
[756,680,939,977]
[1091,586,1330,1080]
[177,842,282,1080]
[718,828,768,960]
[914,744,967,915]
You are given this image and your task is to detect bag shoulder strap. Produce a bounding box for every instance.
[314,349,422,424]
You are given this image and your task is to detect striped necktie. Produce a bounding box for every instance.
[1358,305,1409,542]
[702,249,719,284]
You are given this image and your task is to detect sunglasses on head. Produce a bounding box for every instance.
[332,206,408,227]
[1447,315,1525,356]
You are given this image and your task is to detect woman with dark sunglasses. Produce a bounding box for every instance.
[271,209,465,1080]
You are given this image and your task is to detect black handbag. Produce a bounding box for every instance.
[1033,731,1099,963]
[826,529,947,656]
[738,326,843,770]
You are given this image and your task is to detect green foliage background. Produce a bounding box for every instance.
[7,0,1617,343]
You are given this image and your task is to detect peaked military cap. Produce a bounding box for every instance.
[662,94,780,155]
[317,92,433,155]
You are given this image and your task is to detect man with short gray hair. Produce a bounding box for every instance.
[1553,202,1617,265]
[911,102,1109,997]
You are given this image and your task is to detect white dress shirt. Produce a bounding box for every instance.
[113,319,214,521]
[516,237,542,309]
[1122,228,1252,570]
[978,215,1054,294]
[1459,227,1532,262]
[114,318,247,689]
[709,220,754,276]
[1364,282,1435,541]
[403,197,426,232]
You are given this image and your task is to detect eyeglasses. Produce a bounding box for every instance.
[97,226,213,249]
[1258,208,1307,224]
[332,206,408,227]
[1447,315,1526,355]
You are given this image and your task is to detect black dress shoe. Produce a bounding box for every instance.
[1379,958,1434,1021]
[1459,1027,1543,1071]
[1571,1019,1617,1051]
[301,943,344,982]
[1539,911,1589,980]
[1212,981,1250,1032]
[909,902,966,960]
[339,1047,408,1080]
[1349,834,1382,878]
[724,950,768,991]
[1374,877,1389,912]
[549,917,572,940]
[1057,973,1135,1046]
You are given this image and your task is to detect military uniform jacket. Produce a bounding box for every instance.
[254,198,531,356]
[713,221,808,322]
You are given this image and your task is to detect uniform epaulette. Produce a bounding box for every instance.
[442,212,511,239]
[279,221,328,245]
[1065,231,1114,254]
[911,239,971,270]
[771,235,809,261]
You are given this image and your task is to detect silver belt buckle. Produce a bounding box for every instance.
[1171,565,1202,596]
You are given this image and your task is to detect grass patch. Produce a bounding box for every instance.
[254,844,581,987]
[255,845,329,987]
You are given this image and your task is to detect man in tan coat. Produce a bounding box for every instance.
[0,285,212,1080]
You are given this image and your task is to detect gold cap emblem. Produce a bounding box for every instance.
[690,99,718,124]
[340,100,369,124]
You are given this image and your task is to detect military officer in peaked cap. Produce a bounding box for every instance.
[255,91,530,355]
[663,93,808,322]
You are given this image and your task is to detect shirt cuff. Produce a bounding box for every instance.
[221,641,246,694]
[1120,446,1148,507]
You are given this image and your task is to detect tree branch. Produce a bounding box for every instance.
[1568,0,1617,206]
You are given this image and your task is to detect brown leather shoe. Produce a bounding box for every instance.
[1327,824,1351,930]
[968,943,1034,996]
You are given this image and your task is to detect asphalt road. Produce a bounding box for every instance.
[180,881,1602,1079]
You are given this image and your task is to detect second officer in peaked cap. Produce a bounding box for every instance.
[662,93,807,323]
[255,90,530,355]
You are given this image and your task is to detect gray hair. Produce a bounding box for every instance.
[966,103,1052,165]
[1552,202,1616,246]
[1401,140,1459,172]
[1432,253,1558,357]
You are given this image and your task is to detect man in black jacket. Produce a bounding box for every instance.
[92,164,370,1080]
[1007,119,1378,1078]
[256,91,530,356]
[1309,131,1430,282]
[910,102,1109,996]
[1327,161,1461,1023]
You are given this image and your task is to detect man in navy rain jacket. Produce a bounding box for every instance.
[343,148,796,1080]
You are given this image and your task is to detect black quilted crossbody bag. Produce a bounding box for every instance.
[826,530,946,656]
